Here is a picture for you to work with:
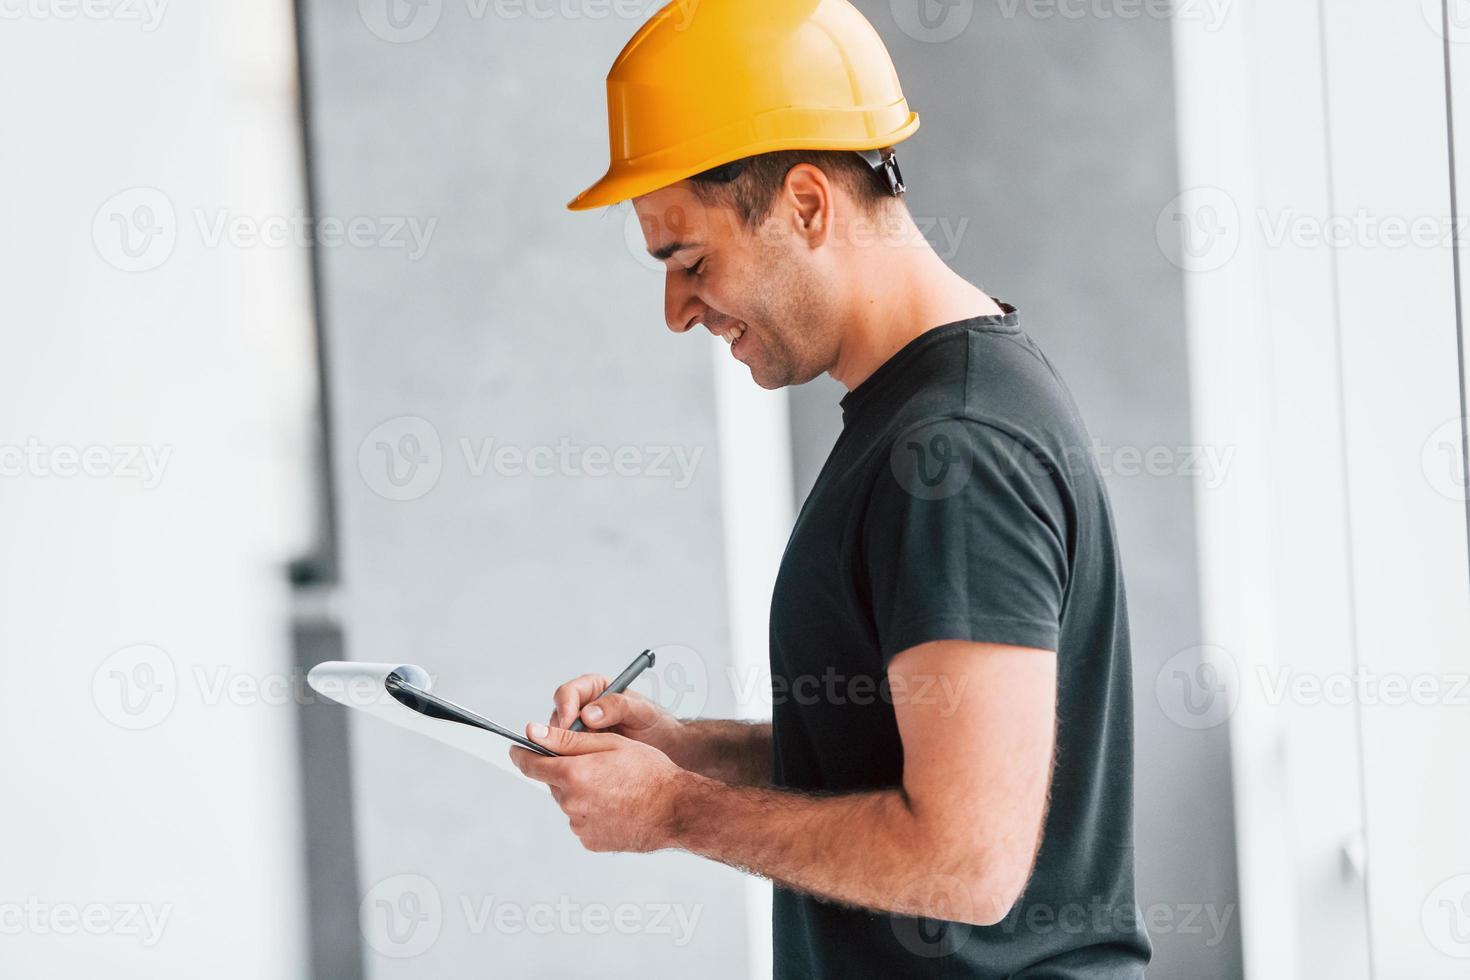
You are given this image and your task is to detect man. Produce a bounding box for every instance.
[509,0,1152,975]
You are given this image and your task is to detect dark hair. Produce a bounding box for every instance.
[687,149,901,227]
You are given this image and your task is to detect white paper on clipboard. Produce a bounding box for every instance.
[306,661,535,782]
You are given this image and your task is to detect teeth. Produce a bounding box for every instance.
[727,324,745,343]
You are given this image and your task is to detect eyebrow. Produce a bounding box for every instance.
[648,240,699,261]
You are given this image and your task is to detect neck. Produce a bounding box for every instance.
[827,214,1003,391]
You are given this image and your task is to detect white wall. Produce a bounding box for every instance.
[0,3,315,976]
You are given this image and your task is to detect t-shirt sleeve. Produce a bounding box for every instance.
[861,416,1071,662]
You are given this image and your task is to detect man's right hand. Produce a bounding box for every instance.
[548,673,686,757]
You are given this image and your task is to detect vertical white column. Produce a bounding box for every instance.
[1171,4,1299,975]
[709,339,793,980]
[1325,3,1470,976]
[1171,1,1375,976]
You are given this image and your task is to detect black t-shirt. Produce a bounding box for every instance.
[768,304,1151,978]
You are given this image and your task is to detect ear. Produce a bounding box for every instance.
[781,163,834,247]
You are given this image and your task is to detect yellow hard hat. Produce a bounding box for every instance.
[567,0,920,211]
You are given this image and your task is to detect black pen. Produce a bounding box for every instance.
[569,649,656,732]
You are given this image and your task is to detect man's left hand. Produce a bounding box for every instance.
[509,723,685,853]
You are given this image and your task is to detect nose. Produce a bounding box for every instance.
[664,269,703,334]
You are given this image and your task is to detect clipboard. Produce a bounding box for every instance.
[306,661,555,774]
[384,671,557,757]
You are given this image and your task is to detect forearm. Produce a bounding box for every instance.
[663,772,1008,925]
[666,719,772,786]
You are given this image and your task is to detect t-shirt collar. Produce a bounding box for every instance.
[838,301,1020,426]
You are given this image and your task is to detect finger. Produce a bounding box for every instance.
[526,721,622,756]
[551,674,611,729]
[509,744,568,785]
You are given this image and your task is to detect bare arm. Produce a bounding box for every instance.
[670,719,772,786]
[662,641,1056,924]
[519,640,1057,926]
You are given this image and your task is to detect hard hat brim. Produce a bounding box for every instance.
[566,113,920,212]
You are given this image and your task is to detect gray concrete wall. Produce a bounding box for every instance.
[790,3,1245,976]
[298,0,752,975]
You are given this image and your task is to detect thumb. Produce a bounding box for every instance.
[577,691,658,731]
[526,722,619,756]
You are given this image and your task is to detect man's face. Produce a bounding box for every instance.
[632,182,837,389]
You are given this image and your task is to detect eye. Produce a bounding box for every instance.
[686,257,707,278]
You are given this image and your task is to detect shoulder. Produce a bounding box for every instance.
[881,413,1070,510]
